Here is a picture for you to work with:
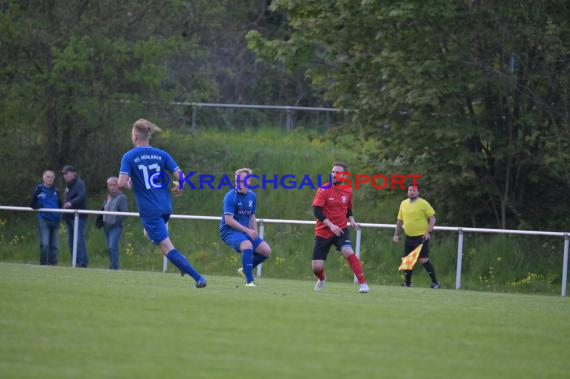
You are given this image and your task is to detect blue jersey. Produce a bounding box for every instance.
[31,184,62,222]
[120,146,179,216]
[220,189,256,235]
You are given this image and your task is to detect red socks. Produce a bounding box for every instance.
[347,254,366,284]
[314,255,365,284]
[314,267,326,281]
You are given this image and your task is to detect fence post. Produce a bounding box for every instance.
[286,108,294,131]
[162,256,168,273]
[455,228,464,289]
[191,104,197,130]
[72,211,79,268]
[562,233,569,297]
[162,222,169,273]
[256,220,265,277]
[354,228,362,284]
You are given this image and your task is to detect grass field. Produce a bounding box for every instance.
[0,263,568,379]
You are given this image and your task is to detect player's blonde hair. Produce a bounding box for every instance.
[132,118,162,140]
[235,168,253,176]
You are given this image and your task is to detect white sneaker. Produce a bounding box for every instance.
[237,268,246,283]
[244,282,257,288]
[314,279,326,292]
[358,283,370,293]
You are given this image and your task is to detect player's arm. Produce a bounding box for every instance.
[249,196,258,234]
[314,206,343,237]
[423,215,436,240]
[249,213,257,233]
[347,208,360,230]
[224,214,258,239]
[118,173,132,190]
[118,154,133,190]
[170,169,184,197]
[393,219,404,242]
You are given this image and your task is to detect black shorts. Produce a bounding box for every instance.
[404,235,429,258]
[312,228,352,260]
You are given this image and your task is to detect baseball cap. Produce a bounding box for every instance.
[61,165,76,174]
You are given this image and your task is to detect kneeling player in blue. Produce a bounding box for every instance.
[220,168,271,287]
[118,119,206,288]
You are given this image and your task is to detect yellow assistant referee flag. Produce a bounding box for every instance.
[399,244,423,271]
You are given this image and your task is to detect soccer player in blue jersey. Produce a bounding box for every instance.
[220,168,271,287]
[118,118,206,288]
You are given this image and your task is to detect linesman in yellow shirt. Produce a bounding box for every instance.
[393,184,440,288]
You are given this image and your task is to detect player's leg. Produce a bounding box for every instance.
[418,240,439,288]
[221,231,256,285]
[339,245,368,284]
[312,237,331,291]
[253,238,271,268]
[144,215,206,287]
[158,237,206,287]
[336,229,368,291]
[403,236,421,287]
[238,239,256,285]
[312,259,326,292]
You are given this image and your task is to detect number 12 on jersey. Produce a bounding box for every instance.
[138,163,162,189]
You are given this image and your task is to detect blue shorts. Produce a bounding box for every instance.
[221,230,264,253]
[141,214,170,245]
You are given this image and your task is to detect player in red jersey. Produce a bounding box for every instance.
[311,162,369,293]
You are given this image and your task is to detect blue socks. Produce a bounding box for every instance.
[241,248,254,283]
[252,252,268,268]
[166,249,202,282]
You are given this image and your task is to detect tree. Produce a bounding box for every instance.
[0,0,207,203]
[0,1,318,206]
[248,0,570,229]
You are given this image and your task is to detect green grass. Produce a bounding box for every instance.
[1,263,568,379]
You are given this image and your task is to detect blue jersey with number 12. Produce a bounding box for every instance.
[120,146,179,216]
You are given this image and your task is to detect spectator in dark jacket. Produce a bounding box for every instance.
[31,170,62,265]
[62,165,89,267]
[102,177,128,269]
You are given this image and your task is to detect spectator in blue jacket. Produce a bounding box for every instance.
[61,165,89,267]
[31,170,62,265]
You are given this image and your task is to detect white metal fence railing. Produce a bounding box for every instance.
[1,205,568,297]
